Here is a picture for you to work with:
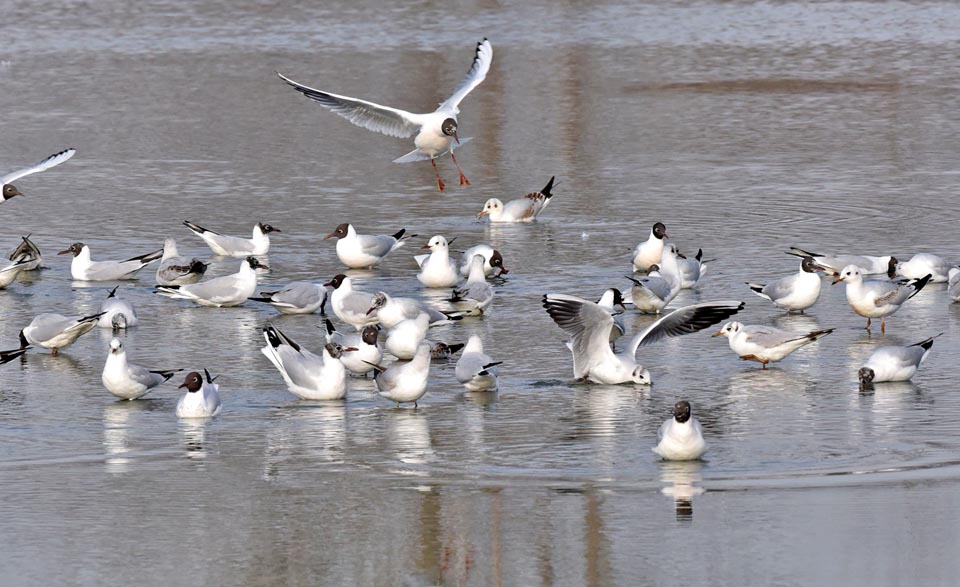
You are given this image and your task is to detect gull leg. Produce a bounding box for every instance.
[52,348,59,356]
[451,152,470,186]
[865,318,872,331]
[431,159,445,192]
[881,318,886,334]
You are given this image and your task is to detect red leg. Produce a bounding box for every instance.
[451,152,470,186]
[881,318,886,334]
[865,318,872,331]
[431,159,445,192]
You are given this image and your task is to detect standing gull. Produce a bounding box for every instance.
[625,244,682,313]
[183,221,279,257]
[277,39,493,191]
[156,257,266,307]
[325,274,379,330]
[9,235,43,270]
[249,281,327,315]
[102,338,181,400]
[324,223,414,269]
[832,265,931,333]
[417,236,459,288]
[895,253,951,283]
[19,311,105,355]
[261,325,357,400]
[455,335,501,392]
[59,243,163,281]
[949,267,960,302]
[1,148,76,204]
[368,342,433,407]
[747,257,824,313]
[632,222,668,273]
[458,245,509,277]
[713,322,834,369]
[98,286,138,329]
[448,254,495,316]
[176,370,222,418]
[325,320,383,376]
[788,247,896,277]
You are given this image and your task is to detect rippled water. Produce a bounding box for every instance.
[4,1,960,585]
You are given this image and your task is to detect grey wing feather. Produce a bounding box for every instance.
[28,314,77,342]
[358,234,396,257]
[276,345,326,387]
[439,39,493,111]
[276,72,423,138]
[763,274,797,302]
[629,301,745,355]
[634,276,673,300]
[2,148,76,184]
[871,281,907,306]
[341,291,376,315]
[272,283,323,308]
[543,294,617,379]
[743,326,806,348]
[127,363,166,388]
[181,273,244,301]
[876,345,926,368]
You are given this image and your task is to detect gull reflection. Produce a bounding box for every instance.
[179,419,209,462]
[772,312,823,332]
[659,461,705,521]
[262,403,347,482]
[102,401,146,474]
[387,409,433,473]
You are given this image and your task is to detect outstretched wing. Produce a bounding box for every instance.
[276,72,424,138]
[629,301,745,356]
[2,148,76,185]
[543,294,617,379]
[439,38,493,111]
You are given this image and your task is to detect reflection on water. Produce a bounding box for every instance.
[102,402,137,474]
[659,461,706,522]
[387,410,434,472]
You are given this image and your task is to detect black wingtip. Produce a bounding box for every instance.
[446,343,466,355]
[392,228,406,240]
[325,319,336,335]
[913,333,944,350]
[80,311,108,323]
[107,286,118,299]
[908,274,933,299]
[540,176,556,198]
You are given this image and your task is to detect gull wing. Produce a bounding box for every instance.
[439,39,493,111]
[2,148,76,185]
[629,301,745,356]
[543,294,617,379]
[276,72,424,138]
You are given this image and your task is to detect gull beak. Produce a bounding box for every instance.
[664,232,670,239]
[257,263,269,271]
[711,331,724,337]
[11,188,24,197]
[498,267,509,276]
[421,244,431,250]
[272,228,282,233]
[323,232,337,240]
[178,382,188,389]
[366,306,377,316]
[832,277,843,285]
[477,210,487,218]
[343,347,359,352]
[57,249,71,255]
[453,130,460,145]
[322,281,334,287]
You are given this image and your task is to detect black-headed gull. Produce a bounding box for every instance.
[713,322,833,368]
[455,335,501,392]
[625,244,682,313]
[176,370,221,418]
[448,254,494,316]
[653,401,708,461]
[788,247,896,277]
[417,235,459,288]
[543,295,744,384]
[859,334,941,387]
[102,338,181,400]
[324,320,382,376]
[1,348,28,365]
[747,257,824,313]
[430,341,465,360]
[59,243,163,281]
[156,238,208,286]
[156,256,265,307]
[458,244,508,277]
[249,281,327,315]
[632,222,668,273]
[368,342,433,407]
[385,312,431,360]
[261,325,357,400]
[277,39,492,192]
[8,234,43,270]
[183,220,279,257]
[19,311,105,355]
[894,253,951,283]
[477,176,555,223]
[832,265,931,333]
[366,291,457,328]
[98,286,138,329]
[1,148,75,204]
[325,274,379,330]
[324,223,414,269]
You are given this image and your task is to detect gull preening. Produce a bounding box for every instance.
[176,370,222,418]
[713,322,834,368]
[326,274,379,330]
[788,247,896,277]
[543,294,744,384]
[455,335,501,392]
[384,312,431,360]
[448,254,495,316]
[19,311,105,355]
[59,243,163,281]
[183,221,279,257]
[1,148,76,204]
[858,334,941,387]
[367,291,456,328]
[98,286,138,329]
[325,320,382,376]
[458,245,508,277]
[249,281,327,314]
[832,265,931,333]
[368,342,433,407]
[9,235,43,270]
[156,256,266,307]
[478,176,555,223]
[747,257,823,313]
[417,235,459,288]
[653,400,708,461]
[278,38,493,192]
[261,325,356,400]
[895,253,951,283]
[0,258,30,289]
[156,238,208,286]
[430,341,465,360]
[324,223,414,269]
[625,244,682,313]
[102,338,181,400]
[676,248,707,289]
[632,222,668,273]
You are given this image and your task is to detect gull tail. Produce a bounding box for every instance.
[392,137,473,164]
[445,343,465,356]
[746,282,771,301]
[911,332,944,351]
[804,328,834,342]
[907,274,933,299]
[786,247,822,259]
[149,369,184,382]
[124,249,164,264]
[540,176,556,200]
[390,229,416,251]
[478,361,503,376]
[183,220,217,236]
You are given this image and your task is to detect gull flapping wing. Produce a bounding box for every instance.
[276,72,424,138]
[542,294,618,379]
[629,301,745,356]
[439,38,493,112]
[2,148,76,185]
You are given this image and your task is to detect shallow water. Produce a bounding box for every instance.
[4,1,960,585]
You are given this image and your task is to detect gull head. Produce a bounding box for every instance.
[111,314,127,330]
[858,367,875,387]
[324,342,357,359]
[58,242,85,257]
[652,222,668,240]
[367,292,388,315]
[323,274,348,289]
[325,223,350,240]
[3,184,24,200]
[422,235,448,251]
[441,118,459,144]
[361,326,380,346]
[673,400,692,423]
[832,265,862,285]
[490,250,508,275]
[179,372,203,393]
[887,256,899,279]
[632,367,651,385]
[478,198,503,218]
[713,321,743,338]
[801,257,823,274]
[109,338,124,354]
[257,222,281,234]
[245,256,268,271]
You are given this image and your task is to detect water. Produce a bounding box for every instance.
[3,1,960,584]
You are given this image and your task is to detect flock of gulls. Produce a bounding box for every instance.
[4,38,960,459]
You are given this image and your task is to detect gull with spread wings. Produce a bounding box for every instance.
[277,39,492,192]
